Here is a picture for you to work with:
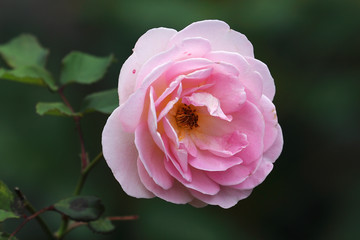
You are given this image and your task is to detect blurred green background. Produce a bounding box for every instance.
[1,0,360,239]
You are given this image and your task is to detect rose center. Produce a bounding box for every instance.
[175,104,199,130]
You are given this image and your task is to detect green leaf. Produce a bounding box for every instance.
[54,196,104,222]
[0,66,58,91]
[60,51,113,85]
[0,232,18,240]
[81,89,118,114]
[88,217,115,234]
[0,210,18,222]
[0,181,19,222]
[36,102,81,117]
[0,34,48,68]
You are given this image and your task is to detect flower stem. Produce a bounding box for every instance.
[73,152,103,196]
[58,87,88,170]
[56,152,103,239]
[13,188,55,239]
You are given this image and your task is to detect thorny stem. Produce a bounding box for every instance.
[58,87,88,171]
[12,188,55,239]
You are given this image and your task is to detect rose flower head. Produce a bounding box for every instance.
[102,20,283,208]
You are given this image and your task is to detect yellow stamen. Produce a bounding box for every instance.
[175,104,199,130]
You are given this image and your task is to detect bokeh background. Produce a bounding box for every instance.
[1,0,360,239]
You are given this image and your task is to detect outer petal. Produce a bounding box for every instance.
[263,125,283,163]
[102,107,154,198]
[190,187,252,209]
[118,28,176,104]
[231,160,273,190]
[118,54,140,104]
[207,159,258,186]
[246,57,275,100]
[261,95,279,152]
[133,28,177,66]
[169,20,254,57]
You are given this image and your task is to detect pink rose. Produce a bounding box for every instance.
[102,20,283,208]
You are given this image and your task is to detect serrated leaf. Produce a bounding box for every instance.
[54,196,104,222]
[0,181,19,222]
[81,89,118,114]
[0,66,58,91]
[36,102,81,117]
[60,51,113,85]
[0,34,48,68]
[88,218,115,234]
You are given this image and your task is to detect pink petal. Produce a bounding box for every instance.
[206,159,258,186]
[190,187,253,209]
[206,73,247,114]
[189,149,243,171]
[205,51,250,74]
[207,52,263,101]
[231,160,273,190]
[179,134,198,157]
[118,54,140,104]
[196,101,265,163]
[136,37,211,89]
[260,96,279,152]
[162,117,179,148]
[181,82,214,97]
[230,101,265,163]
[188,198,208,208]
[102,107,154,198]
[134,122,174,190]
[169,143,189,174]
[164,58,213,82]
[263,125,283,163]
[137,159,193,204]
[165,161,220,195]
[118,61,172,132]
[155,75,183,107]
[191,130,248,158]
[118,28,176,104]
[246,57,275,100]
[169,20,254,57]
[157,93,180,122]
[240,69,263,101]
[148,87,167,152]
[162,137,192,182]
[133,27,177,66]
[182,92,232,122]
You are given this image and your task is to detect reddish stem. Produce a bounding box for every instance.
[58,87,88,170]
[108,215,139,221]
[10,206,55,238]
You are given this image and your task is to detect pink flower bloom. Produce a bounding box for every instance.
[102,20,283,208]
